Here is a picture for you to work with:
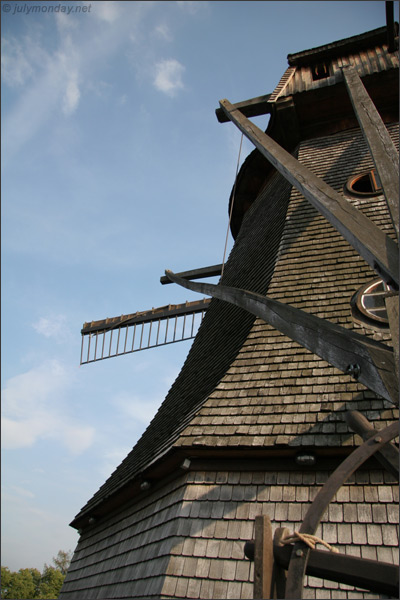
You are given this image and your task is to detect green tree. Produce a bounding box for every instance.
[38,566,64,599]
[1,566,41,599]
[1,550,71,599]
[51,550,72,576]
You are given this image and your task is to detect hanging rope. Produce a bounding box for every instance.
[221,132,244,279]
[281,531,340,553]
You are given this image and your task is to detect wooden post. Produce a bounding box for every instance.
[254,515,274,599]
[341,65,399,239]
[273,527,290,599]
[385,294,399,375]
[165,270,399,404]
[218,99,399,288]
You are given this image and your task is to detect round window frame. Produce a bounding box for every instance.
[350,278,392,329]
[345,169,382,197]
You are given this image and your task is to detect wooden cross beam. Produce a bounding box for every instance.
[165,271,398,404]
[284,421,399,598]
[341,65,399,238]
[218,98,399,288]
[345,410,399,479]
[215,94,272,123]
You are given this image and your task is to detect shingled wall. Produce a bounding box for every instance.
[61,122,398,599]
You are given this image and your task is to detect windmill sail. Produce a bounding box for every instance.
[80,298,210,364]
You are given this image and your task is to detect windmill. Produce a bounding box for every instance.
[70,7,399,599]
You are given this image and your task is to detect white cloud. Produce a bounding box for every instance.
[176,1,205,14]
[153,58,185,96]
[1,37,34,87]
[112,391,160,425]
[32,315,70,340]
[1,360,95,455]
[83,0,120,23]
[154,24,173,42]
[63,75,81,115]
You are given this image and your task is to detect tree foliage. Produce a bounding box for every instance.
[1,550,72,599]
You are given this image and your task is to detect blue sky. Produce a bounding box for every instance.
[1,0,396,572]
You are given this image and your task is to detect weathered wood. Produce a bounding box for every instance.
[215,94,272,123]
[254,515,274,599]
[81,298,211,335]
[341,65,399,238]
[274,543,399,597]
[165,271,398,404]
[284,422,399,598]
[218,98,399,288]
[386,1,397,53]
[345,410,399,479]
[160,264,222,285]
[273,528,290,599]
[385,294,399,374]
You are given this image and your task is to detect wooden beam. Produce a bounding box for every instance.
[385,294,399,375]
[345,410,399,479]
[218,98,399,288]
[273,543,399,597]
[81,298,210,335]
[284,422,399,599]
[160,264,222,285]
[386,1,397,53]
[341,65,399,238]
[254,515,274,600]
[215,94,272,123]
[165,271,399,404]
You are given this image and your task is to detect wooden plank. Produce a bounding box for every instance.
[165,271,398,404]
[218,98,399,288]
[254,515,274,600]
[81,298,210,335]
[284,422,399,599]
[385,294,399,374]
[273,544,399,597]
[341,65,399,238]
[386,1,397,53]
[273,528,290,599]
[160,264,222,285]
[215,94,272,123]
[345,410,399,478]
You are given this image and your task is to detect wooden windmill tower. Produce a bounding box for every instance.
[61,8,399,600]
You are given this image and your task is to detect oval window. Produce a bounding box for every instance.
[346,169,382,196]
[352,279,393,326]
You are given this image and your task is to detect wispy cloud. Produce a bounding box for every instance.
[153,58,185,96]
[32,315,71,341]
[112,391,161,425]
[176,1,206,14]
[153,23,173,42]
[1,360,95,455]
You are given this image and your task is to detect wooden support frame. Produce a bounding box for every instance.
[215,94,272,123]
[345,410,399,479]
[254,516,274,599]
[160,264,222,285]
[165,271,398,404]
[273,541,399,597]
[218,98,399,288]
[341,65,399,238]
[284,421,399,598]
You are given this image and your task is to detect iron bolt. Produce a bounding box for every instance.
[295,549,304,557]
[374,436,382,443]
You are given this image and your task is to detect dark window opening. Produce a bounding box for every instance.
[312,62,331,81]
[345,169,382,197]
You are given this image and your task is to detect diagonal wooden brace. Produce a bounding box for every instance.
[165,270,398,404]
[341,65,399,238]
[218,98,399,288]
